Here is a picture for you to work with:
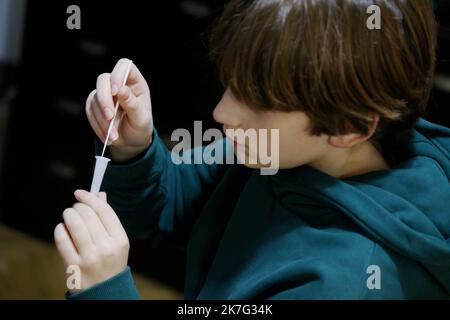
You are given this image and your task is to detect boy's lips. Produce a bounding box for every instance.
[226,135,246,149]
[223,126,247,149]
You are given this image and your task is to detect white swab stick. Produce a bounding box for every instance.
[101,59,133,157]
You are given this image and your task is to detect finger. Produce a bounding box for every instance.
[92,95,118,143]
[98,192,107,202]
[117,86,139,116]
[96,73,115,120]
[110,58,146,95]
[86,91,107,142]
[73,203,110,245]
[62,208,93,255]
[117,86,152,132]
[74,190,126,238]
[113,108,124,136]
[94,95,120,144]
[54,223,79,266]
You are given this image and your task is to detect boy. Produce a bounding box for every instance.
[54,0,450,299]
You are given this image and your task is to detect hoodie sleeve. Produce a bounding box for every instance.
[95,128,230,240]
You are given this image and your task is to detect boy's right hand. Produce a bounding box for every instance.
[86,58,154,162]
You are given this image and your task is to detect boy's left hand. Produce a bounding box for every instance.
[54,190,130,292]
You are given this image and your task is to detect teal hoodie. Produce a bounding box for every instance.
[67,118,450,300]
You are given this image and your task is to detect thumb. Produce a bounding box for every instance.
[117,86,147,127]
[98,192,107,202]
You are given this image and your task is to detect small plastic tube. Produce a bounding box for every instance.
[90,156,111,194]
[90,60,133,194]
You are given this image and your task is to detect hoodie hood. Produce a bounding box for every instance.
[272,118,450,294]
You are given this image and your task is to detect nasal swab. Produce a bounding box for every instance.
[90,60,133,194]
[101,60,134,157]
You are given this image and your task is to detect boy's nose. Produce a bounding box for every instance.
[213,91,242,129]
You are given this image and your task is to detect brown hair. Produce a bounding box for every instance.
[209,0,437,140]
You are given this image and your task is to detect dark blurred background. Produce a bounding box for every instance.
[0,0,227,297]
[0,0,449,298]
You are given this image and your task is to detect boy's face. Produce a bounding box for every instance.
[213,88,330,170]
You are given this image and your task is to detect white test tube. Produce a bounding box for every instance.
[90,156,111,194]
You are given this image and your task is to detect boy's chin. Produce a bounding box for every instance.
[239,162,262,169]
[235,153,275,170]
[234,149,258,167]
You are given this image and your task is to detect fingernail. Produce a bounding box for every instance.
[54,223,63,235]
[104,108,113,120]
[111,84,119,95]
[74,189,88,198]
[111,131,118,141]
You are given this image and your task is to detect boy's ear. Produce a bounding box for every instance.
[328,115,380,148]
